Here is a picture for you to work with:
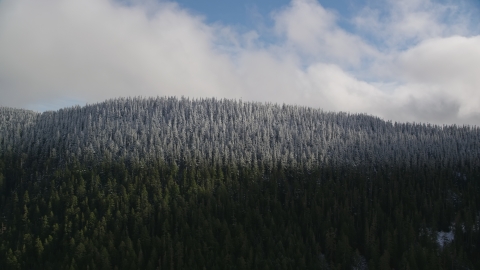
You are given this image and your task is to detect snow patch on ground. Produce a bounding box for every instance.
[437,231,454,248]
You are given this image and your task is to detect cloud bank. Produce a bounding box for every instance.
[0,0,479,125]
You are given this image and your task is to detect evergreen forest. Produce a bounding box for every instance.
[0,97,479,269]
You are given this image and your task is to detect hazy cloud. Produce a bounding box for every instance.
[272,0,378,66]
[0,0,240,106]
[0,0,479,125]
[397,36,480,118]
[353,0,472,48]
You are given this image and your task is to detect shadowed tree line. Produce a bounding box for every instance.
[0,154,479,269]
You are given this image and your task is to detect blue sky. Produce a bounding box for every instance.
[175,0,478,44]
[174,0,363,26]
[174,0,371,46]
[1,0,480,125]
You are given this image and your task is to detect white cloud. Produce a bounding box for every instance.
[0,0,240,107]
[303,63,387,114]
[397,36,480,118]
[354,0,472,48]
[272,0,377,66]
[0,0,479,126]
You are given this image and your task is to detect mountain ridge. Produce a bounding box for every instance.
[1,96,479,169]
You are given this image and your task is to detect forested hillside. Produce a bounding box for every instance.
[1,97,479,169]
[0,97,479,269]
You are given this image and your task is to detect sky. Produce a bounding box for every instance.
[1,0,480,125]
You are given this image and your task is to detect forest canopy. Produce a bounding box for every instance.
[0,97,479,269]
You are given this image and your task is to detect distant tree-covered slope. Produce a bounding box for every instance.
[1,97,479,169]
